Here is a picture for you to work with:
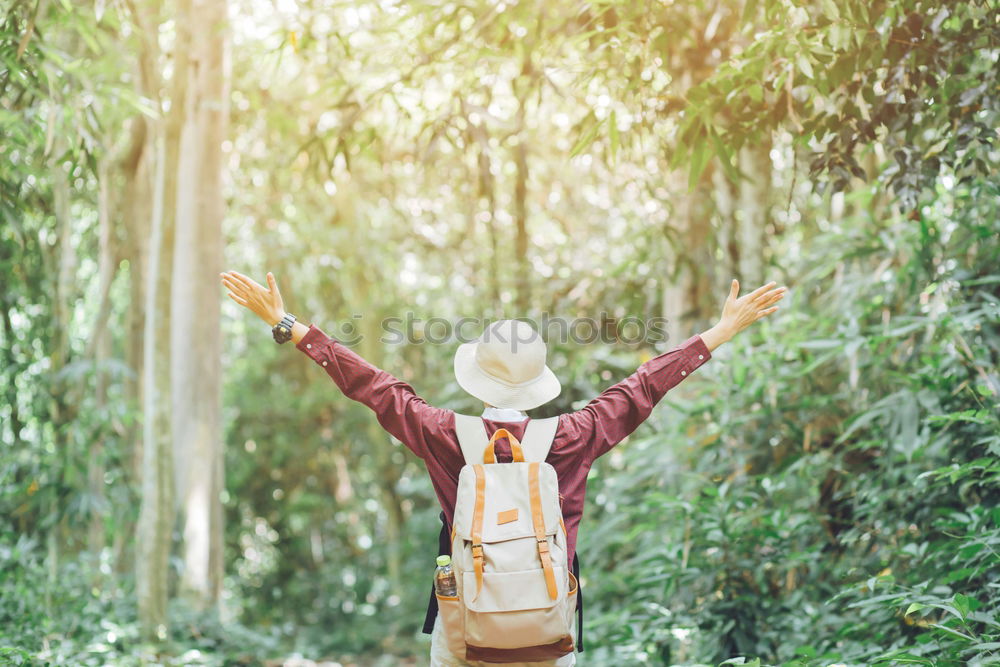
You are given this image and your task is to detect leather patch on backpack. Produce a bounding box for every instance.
[497,508,518,525]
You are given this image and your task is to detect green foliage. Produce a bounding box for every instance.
[0,525,290,665]
[677,0,999,204]
[579,173,1000,664]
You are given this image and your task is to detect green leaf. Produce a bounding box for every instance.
[952,593,970,618]
[905,602,926,616]
[570,118,601,158]
[923,138,949,158]
[796,54,815,79]
[773,69,788,92]
[819,0,840,20]
[930,623,975,641]
[687,123,711,192]
[710,131,740,183]
[873,653,934,665]
[943,567,978,585]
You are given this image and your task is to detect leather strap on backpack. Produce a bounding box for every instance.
[528,462,558,600]
[483,428,525,463]
[470,464,487,601]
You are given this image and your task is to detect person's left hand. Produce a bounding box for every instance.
[717,279,787,339]
[220,270,286,326]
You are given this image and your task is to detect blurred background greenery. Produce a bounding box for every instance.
[1,0,997,665]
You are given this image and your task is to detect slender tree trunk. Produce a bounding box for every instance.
[87,158,116,557]
[712,161,739,299]
[122,0,161,490]
[137,128,174,641]
[123,114,151,487]
[512,56,536,316]
[468,115,501,316]
[132,0,177,640]
[661,67,697,346]
[661,167,693,347]
[45,132,73,599]
[171,0,229,608]
[735,144,771,285]
[50,136,74,409]
[513,135,529,314]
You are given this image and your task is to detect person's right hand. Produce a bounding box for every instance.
[220,270,286,327]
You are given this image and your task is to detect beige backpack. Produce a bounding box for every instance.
[435,414,579,663]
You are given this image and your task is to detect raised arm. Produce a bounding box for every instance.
[561,278,786,461]
[220,270,452,459]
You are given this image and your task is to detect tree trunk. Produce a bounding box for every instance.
[513,135,529,315]
[712,161,739,300]
[171,0,229,609]
[735,144,771,286]
[468,114,501,316]
[137,127,174,641]
[123,114,151,489]
[87,158,116,557]
[131,0,176,640]
[661,167,694,347]
[50,135,74,418]
[661,68,698,347]
[45,132,73,599]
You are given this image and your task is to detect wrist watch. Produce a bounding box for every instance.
[272,313,297,344]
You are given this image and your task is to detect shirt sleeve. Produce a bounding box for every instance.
[295,323,454,460]
[558,333,713,462]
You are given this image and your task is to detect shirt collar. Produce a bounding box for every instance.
[481,406,528,422]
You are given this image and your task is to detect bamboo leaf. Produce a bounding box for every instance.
[570,117,601,158]
[687,122,710,192]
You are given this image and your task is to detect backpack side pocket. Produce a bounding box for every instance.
[565,571,578,641]
[436,592,466,659]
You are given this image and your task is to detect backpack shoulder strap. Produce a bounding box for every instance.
[454,414,560,464]
[454,413,489,465]
[519,416,560,462]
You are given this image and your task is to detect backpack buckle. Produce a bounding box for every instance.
[536,537,549,554]
[471,544,484,558]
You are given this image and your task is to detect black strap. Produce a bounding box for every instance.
[422,511,452,635]
[572,550,585,652]
[422,512,585,652]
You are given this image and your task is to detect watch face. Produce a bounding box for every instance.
[273,314,295,343]
[273,325,292,343]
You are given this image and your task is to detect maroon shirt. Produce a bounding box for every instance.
[296,324,712,567]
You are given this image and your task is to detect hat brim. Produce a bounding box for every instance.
[453,341,561,411]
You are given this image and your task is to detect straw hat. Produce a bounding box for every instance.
[453,319,561,411]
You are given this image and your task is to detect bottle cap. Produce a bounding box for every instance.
[436,555,451,567]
